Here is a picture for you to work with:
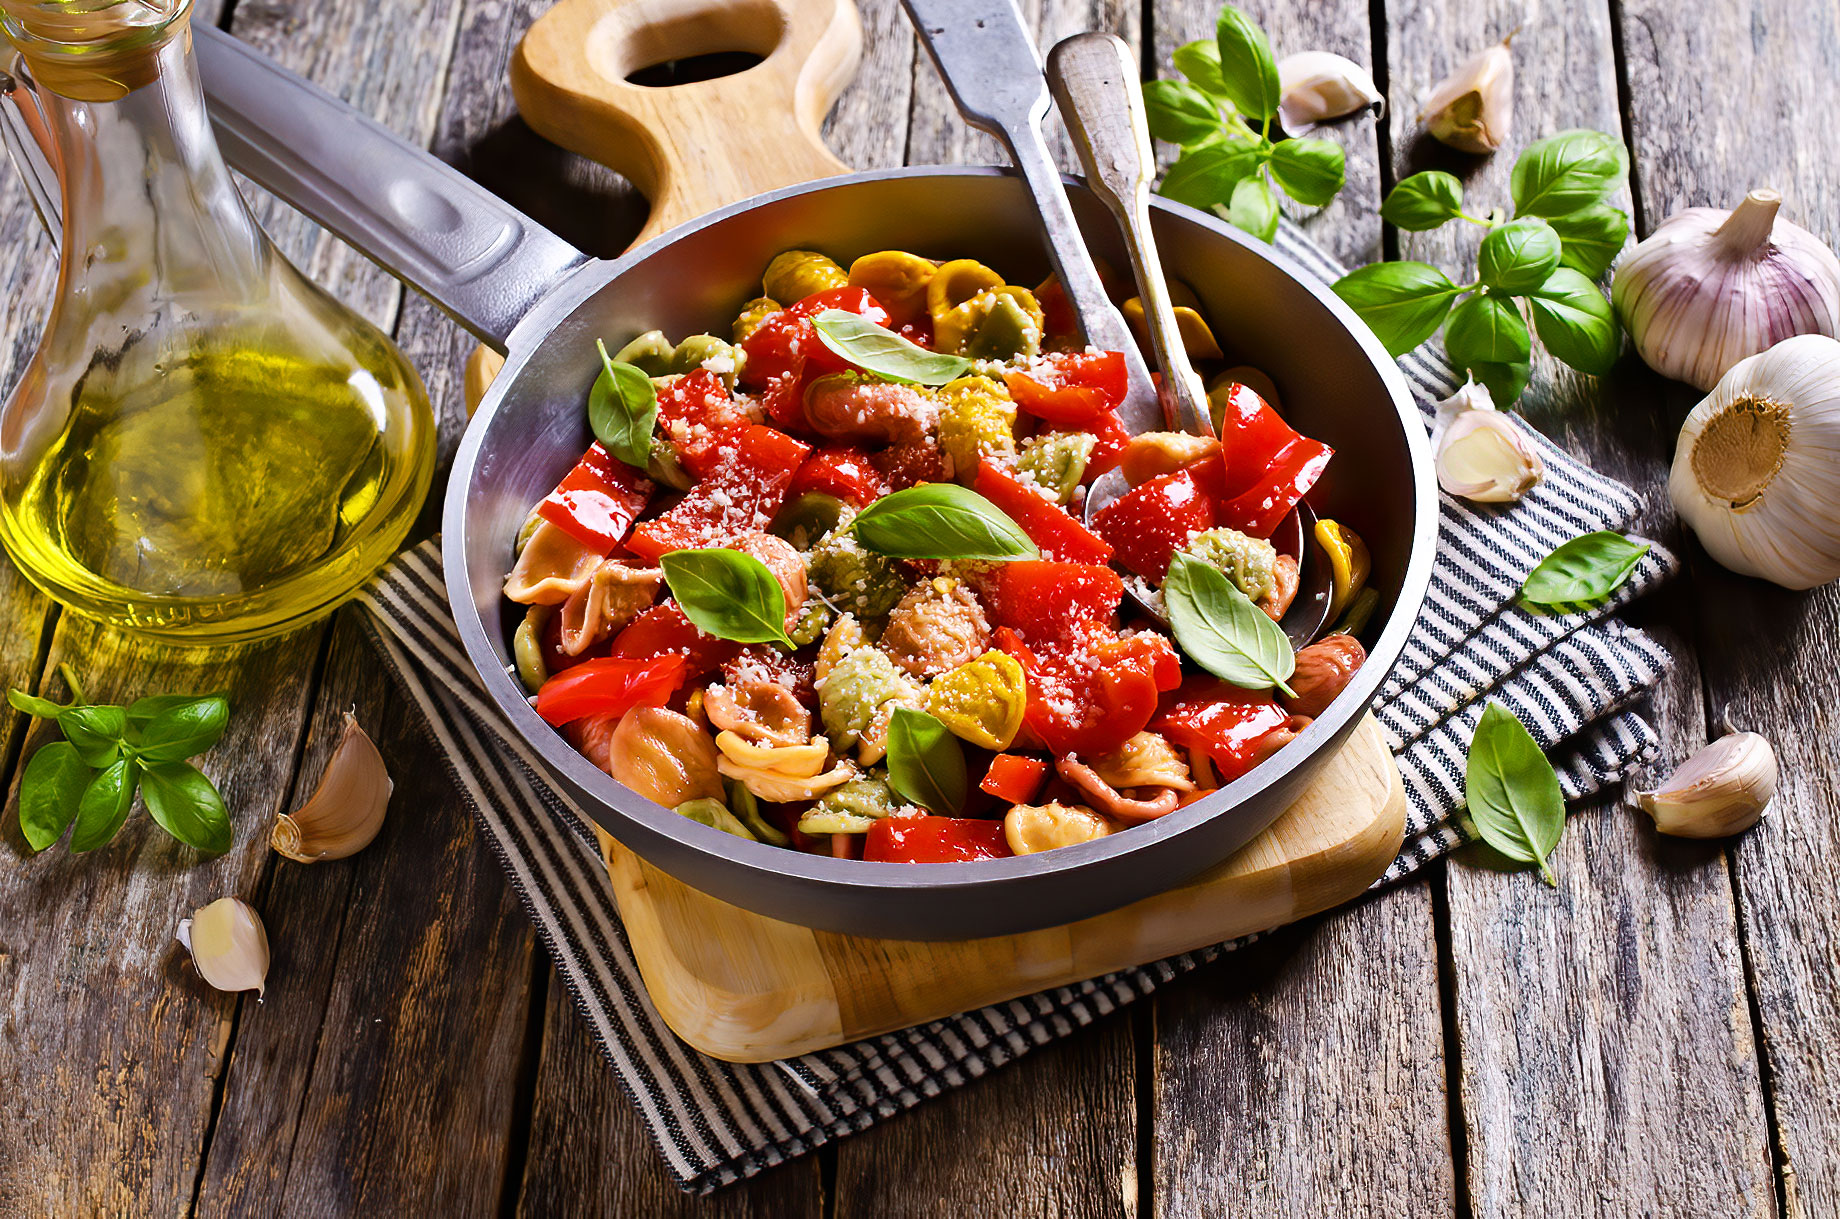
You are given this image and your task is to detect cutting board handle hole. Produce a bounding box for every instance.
[625,49,765,87]
[587,0,788,83]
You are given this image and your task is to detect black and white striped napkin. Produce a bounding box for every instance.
[351,223,1672,1193]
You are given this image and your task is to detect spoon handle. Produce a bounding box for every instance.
[901,0,1158,430]
[1047,32,1214,437]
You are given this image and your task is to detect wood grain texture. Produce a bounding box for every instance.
[1384,0,1776,1213]
[1617,0,1840,1213]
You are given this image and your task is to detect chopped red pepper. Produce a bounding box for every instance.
[982,561,1122,643]
[979,754,1050,805]
[609,603,740,680]
[870,437,947,490]
[1034,276,1078,344]
[788,446,889,508]
[1153,677,1296,783]
[625,424,811,562]
[1083,409,1132,482]
[863,814,1014,863]
[1089,467,1214,581]
[995,623,1180,758]
[973,459,1113,564]
[1004,351,1129,425]
[655,369,751,477]
[1207,381,1333,539]
[533,654,687,726]
[739,287,891,390]
[536,443,653,551]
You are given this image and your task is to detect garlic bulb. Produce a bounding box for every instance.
[1614,190,1840,391]
[1419,37,1513,154]
[1669,335,1840,588]
[1277,52,1383,132]
[177,897,270,995]
[1634,731,1776,838]
[1431,379,1544,502]
[271,712,392,862]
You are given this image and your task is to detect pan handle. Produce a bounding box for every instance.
[195,26,588,351]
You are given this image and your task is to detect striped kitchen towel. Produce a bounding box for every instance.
[350,221,1674,1193]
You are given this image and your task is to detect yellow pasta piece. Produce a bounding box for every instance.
[732,296,782,344]
[763,250,848,304]
[924,650,1027,750]
[935,375,1018,482]
[927,258,1006,323]
[933,285,1046,358]
[847,250,937,326]
[1314,518,1372,623]
[1120,297,1224,361]
[503,519,605,605]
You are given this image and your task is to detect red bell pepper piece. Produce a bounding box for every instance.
[739,286,892,389]
[995,623,1180,758]
[533,654,687,726]
[1089,467,1215,581]
[863,814,1014,863]
[1207,381,1333,539]
[982,561,1123,643]
[1035,276,1078,344]
[625,424,811,562]
[974,459,1113,564]
[656,369,753,477]
[1152,677,1296,783]
[1004,351,1128,425]
[870,437,947,490]
[536,443,653,551]
[609,603,740,680]
[788,446,889,508]
[979,754,1050,805]
[1083,409,1132,482]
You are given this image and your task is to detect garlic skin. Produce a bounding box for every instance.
[1613,190,1840,391]
[1669,335,1840,588]
[177,897,270,995]
[1431,379,1544,502]
[271,712,392,863]
[1635,732,1776,838]
[1276,52,1383,132]
[1419,38,1513,154]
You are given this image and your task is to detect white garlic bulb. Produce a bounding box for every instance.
[1613,189,1840,390]
[1276,52,1383,133]
[1669,335,1840,589]
[1635,732,1776,838]
[1431,379,1545,502]
[1419,37,1513,154]
[177,897,270,995]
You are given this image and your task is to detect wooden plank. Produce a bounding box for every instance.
[1382,0,1777,1212]
[1616,1,1840,1214]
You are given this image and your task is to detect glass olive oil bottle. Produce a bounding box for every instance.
[0,0,434,642]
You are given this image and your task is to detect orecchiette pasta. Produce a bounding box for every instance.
[1055,757,1182,825]
[704,679,811,748]
[556,560,663,655]
[607,707,725,807]
[1003,802,1118,855]
[503,518,605,605]
[714,730,855,802]
[730,531,808,628]
[924,649,1026,750]
[1091,731,1196,793]
[878,577,992,680]
[763,249,848,304]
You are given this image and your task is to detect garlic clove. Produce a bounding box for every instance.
[1613,189,1840,391]
[177,897,270,995]
[1634,731,1777,839]
[1431,379,1544,502]
[1419,37,1514,154]
[271,712,392,863]
[1276,51,1383,132]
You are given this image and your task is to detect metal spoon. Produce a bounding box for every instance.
[1047,32,1334,646]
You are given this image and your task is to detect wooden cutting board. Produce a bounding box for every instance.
[470,0,1409,1062]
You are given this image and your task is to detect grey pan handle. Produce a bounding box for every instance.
[900,0,1159,430]
[194,26,587,350]
[1048,32,1212,437]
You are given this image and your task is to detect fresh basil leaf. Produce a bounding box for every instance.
[1381,171,1465,231]
[1214,5,1281,120]
[1477,217,1563,294]
[1331,261,1462,356]
[126,692,218,729]
[1509,129,1629,219]
[71,759,139,852]
[1159,137,1263,210]
[133,695,231,764]
[1528,267,1621,374]
[1163,552,1296,695]
[1468,359,1532,407]
[809,309,972,386]
[1521,531,1649,606]
[885,707,968,819]
[1143,78,1224,147]
[1548,203,1630,279]
[1444,292,1531,369]
[141,761,232,854]
[1465,701,1565,885]
[587,338,658,470]
[58,704,127,768]
[849,484,1038,561]
[1220,174,1280,242]
[1267,137,1345,207]
[1172,39,1233,101]
[660,548,793,648]
[8,688,66,718]
[18,740,88,852]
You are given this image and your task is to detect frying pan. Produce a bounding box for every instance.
[185,0,1436,940]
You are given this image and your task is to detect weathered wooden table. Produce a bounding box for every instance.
[2,0,1832,1212]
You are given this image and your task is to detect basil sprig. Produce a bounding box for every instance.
[1521,531,1649,606]
[1163,552,1296,696]
[1464,701,1565,885]
[885,707,967,818]
[588,338,658,470]
[849,484,1039,561]
[660,548,794,648]
[1146,4,1353,242]
[1332,129,1631,406]
[810,309,972,386]
[9,667,233,854]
